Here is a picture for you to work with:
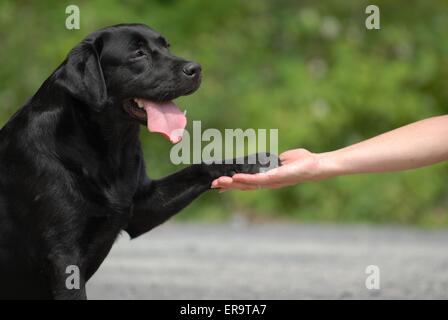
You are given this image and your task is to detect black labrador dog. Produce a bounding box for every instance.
[0,24,277,299]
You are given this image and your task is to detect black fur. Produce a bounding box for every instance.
[0,24,278,299]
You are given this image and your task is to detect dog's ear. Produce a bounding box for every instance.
[56,38,107,111]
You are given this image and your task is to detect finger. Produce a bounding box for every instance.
[279,153,288,163]
[231,173,275,185]
[228,181,286,190]
[279,157,294,165]
[219,182,259,193]
[228,182,258,190]
[219,180,287,190]
[279,150,297,162]
[280,148,308,162]
[213,177,259,190]
[212,176,233,188]
[219,180,259,190]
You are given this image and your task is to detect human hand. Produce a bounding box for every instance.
[211,148,324,191]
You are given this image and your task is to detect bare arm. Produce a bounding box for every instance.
[213,115,448,190]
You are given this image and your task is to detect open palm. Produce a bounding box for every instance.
[212,149,321,190]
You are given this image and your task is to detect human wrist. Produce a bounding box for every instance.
[314,150,344,179]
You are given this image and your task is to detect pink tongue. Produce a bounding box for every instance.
[135,99,187,144]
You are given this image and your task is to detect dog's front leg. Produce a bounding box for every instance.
[126,165,212,238]
[125,153,278,238]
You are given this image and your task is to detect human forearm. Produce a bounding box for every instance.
[212,115,448,190]
[317,115,448,178]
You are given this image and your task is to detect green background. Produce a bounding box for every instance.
[1,0,447,226]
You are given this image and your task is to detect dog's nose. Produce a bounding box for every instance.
[182,62,201,77]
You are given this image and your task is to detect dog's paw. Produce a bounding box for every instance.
[204,152,281,181]
[231,152,281,175]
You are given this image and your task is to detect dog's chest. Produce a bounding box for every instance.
[82,214,129,280]
[79,151,143,214]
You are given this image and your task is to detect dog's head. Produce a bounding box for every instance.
[56,23,201,143]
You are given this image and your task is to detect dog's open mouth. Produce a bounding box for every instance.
[124,99,187,144]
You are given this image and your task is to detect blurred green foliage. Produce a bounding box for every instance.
[1,0,448,226]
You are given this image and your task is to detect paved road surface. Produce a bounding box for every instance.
[88,222,448,299]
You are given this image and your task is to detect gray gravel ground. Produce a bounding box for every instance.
[88,222,448,299]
